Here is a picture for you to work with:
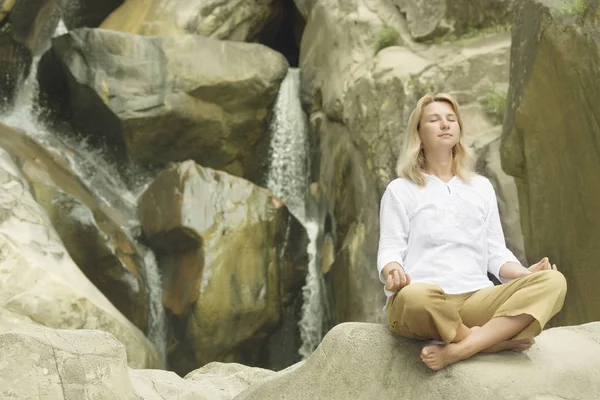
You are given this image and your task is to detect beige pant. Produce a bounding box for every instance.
[387,270,567,344]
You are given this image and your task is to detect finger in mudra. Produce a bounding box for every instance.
[386,268,411,292]
[529,257,558,273]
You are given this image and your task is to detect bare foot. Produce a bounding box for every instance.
[420,326,479,370]
[482,338,535,353]
[420,326,535,370]
[420,344,461,371]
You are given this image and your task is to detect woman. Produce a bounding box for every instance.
[377,92,567,370]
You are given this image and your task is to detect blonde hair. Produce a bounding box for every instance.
[396,92,475,186]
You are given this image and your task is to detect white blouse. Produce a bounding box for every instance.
[377,173,520,300]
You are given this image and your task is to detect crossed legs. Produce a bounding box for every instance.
[386,270,567,370]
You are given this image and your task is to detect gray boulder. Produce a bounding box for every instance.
[0,127,161,369]
[236,321,600,399]
[393,0,514,41]
[63,0,123,28]
[139,160,306,374]
[38,27,288,179]
[0,123,153,334]
[0,323,274,400]
[0,0,63,108]
[501,0,600,327]
[100,0,278,42]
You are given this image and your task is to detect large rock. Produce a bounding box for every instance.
[393,0,514,41]
[131,364,273,400]
[299,0,410,325]
[182,362,275,398]
[101,0,278,42]
[237,322,600,399]
[0,0,62,108]
[476,134,527,266]
[63,0,123,28]
[38,28,289,179]
[414,32,512,106]
[0,324,272,399]
[0,125,153,334]
[0,305,37,327]
[0,0,15,24]
[0,132,160,369]
[501,0,600,326]
[300,0,407,119]
[312,51,416,323]
[0,325,141,399]
[1,0,63,54]
[139,161,306,374]
[292,0,316,20]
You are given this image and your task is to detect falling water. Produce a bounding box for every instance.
[266,69,310,223]
[0,24,167,361]
[53,19,68,38]
[266,68,332,358]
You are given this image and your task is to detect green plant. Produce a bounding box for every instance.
[374,26,400,54]
[553,0,589,16]
[482,90,507,124]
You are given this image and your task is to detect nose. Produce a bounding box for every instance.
[441,120,450,130]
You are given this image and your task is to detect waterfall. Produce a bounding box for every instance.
[53,19,68,38]
[266,69,310,223]
[265,68,332,359]
[0,25,167,361]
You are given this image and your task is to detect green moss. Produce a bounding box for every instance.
[374,26,400,54]
[553,0,589,16]
[482,90,507,124]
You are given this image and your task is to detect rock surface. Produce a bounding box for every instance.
[63,0,123,28]
[292,0,316,20]
[38,27,288,178]
[0,0,62,108]
[0,128,160,369]
[139,161,305,374]
[236,321,600,399]
[393,0,514,41]
[502,0,600,326]
[6,320,598,400]
[101,0,278,42]
[0,324,272,399]
[0,125,153,334]
[0,325,140,400]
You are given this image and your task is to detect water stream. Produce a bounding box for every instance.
[0,23,167,362]
[265,68,333,358]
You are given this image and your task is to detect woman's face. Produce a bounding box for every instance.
[418,101,461,153]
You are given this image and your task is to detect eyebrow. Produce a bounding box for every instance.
[425,113,457,118]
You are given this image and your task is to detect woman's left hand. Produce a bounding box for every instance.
[528,257,558,273]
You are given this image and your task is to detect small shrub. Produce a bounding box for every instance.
[553,0,589,16]
[374,26,400,54]
[483,90,507,124]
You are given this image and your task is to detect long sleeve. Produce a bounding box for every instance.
[485,182,520,283]
[377,185,410,284]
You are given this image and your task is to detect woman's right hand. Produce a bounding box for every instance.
[383,263,411,292]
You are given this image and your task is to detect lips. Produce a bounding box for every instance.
[438,133,453,138]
